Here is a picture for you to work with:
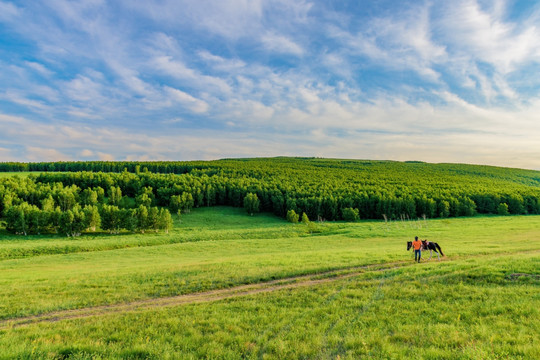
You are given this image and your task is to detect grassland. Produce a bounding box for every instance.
[0,207,538,359]
[0,171,34,178]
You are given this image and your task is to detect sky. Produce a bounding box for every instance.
[1,0,540,169]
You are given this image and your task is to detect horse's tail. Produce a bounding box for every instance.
[436,243,444,256]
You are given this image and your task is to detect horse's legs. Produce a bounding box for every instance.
[428,249,433,260]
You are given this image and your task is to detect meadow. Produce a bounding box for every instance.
[0,207,538,359]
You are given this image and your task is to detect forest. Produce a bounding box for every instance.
[1,157,540,236]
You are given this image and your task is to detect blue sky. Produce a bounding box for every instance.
[1,0,540,169]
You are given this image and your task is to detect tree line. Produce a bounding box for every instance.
[1,176,173,236]
[1,158,540,237]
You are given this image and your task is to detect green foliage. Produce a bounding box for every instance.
[147,206,159,232]
[2,158,540,233]
[136,187,154,207]
[301,212,309,224]
[341,207,359,221]
[438,200,450,218]
[135,205,149,233]
[108,186,122,206]
[80,188,98,206]
[243,192,260,216]
[287,209,299,223]
[58,209,75,236]
[158,208,173,233]
[5,205,28,235]
[498,202,510,216]
[84,205,101,231]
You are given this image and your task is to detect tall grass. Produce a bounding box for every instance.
[0,253,537,359]
[0,207,538,359]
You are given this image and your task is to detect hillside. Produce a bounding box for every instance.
[1,158,540,236]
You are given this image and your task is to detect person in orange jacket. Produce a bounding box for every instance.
[412,236,423,263]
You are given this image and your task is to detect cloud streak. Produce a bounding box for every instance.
[0,0,539,169]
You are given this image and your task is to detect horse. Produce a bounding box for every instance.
[407,240,444,261]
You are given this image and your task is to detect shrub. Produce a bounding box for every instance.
[243,193,260,216]
[342,207,360,222]
[498,203,510,216]
[286,209,299,223]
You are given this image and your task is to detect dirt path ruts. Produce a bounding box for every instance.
[2,250,537,330]
[0,261,410,330]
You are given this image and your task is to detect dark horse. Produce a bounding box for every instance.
[407,240,444,260]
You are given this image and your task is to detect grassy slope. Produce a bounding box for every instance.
[2,254,536,360]
[0,171,34,178]
[0,207,538,359]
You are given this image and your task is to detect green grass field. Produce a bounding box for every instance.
[0,171,35,178]
[0,207,538,359]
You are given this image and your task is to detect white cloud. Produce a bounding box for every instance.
[2,100,540,169]
[64,75,105,102]
[161,118,184,125]
[80,149,94,157]
[261,32,304,56]
[0,91,50,111]
[0,1,19,21]
[327,4,446,82]
[24,61,54,77]
[1,0,540,169]
[151,56,231,95]
[25,147,72,162]
[165,86,209,113]
[198,51,246,72]
[97,152,114,161]
[439,0,540,73]
[123,0,264,40]
[0,113,26,124]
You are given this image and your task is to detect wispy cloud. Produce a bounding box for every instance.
[0,1,19,21]
[164,86,209,114]
[1,0,540,168]
[439,0,540,73]
[261,32,304,56]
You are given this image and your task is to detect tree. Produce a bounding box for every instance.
[41,195,55,212]
[135,205,149,233]
[119,196,133,209]
[80,188,98,206]
[27,207,44,234]
[121,209,137,232]
[181,192,194,213]
[136,187,154,207]
[301,212,310,224]
[84,205,101,231]
[59,210,75,236]
[108,186,122,206]
[95,187,105,203]
[2,193,13,215]
[506,194,525,214]
[438,200,450,218]
[498,203,510,216]
[70,206,87,236]
[147,207,159,232]
[286,209,299,223]
[169,195,182,212]
[55,188,77,211]
[158,208,173,233]
[5,205,27,235]
[342,207,360,222]
[243,193,260,216]
[458,197,476,217]
[100,204,122,234]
